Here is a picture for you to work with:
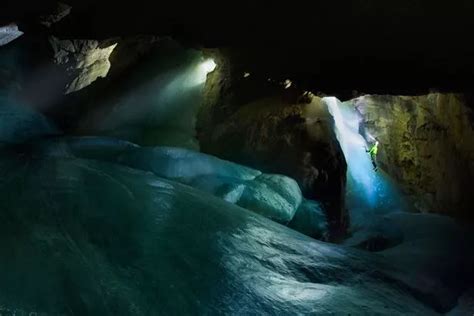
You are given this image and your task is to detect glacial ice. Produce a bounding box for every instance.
[288,199,329,240]
[237,174,302,223]
[0,151,461,315]
[117,146,301,223]
[0,103,472,314]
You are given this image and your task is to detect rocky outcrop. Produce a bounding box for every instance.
[40,2,72,28]
[198,53,347,238]
[0,24,23,46]
[49,36,118,93]
[352,94,474,220]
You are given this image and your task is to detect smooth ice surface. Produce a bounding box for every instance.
[0,99,58,145]
[118,147,301,223]
[324,97,410,230]
[379,212,474,311]
[0,151,457,315]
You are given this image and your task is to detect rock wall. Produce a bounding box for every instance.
[352,94,474,219]
[198,53,348,238]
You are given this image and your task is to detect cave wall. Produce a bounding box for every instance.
[352,94,474,219]
[198,52,348,238]
[1,30,207,149]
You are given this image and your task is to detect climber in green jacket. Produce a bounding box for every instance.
[366,141,379,171]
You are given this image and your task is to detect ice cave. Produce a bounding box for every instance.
[1,2,474,315]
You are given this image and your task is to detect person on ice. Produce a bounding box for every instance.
[366,141,379,171]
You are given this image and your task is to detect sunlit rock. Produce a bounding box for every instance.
[49,36,117,93]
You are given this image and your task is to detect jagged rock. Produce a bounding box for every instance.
[49,36,117,93]
[351,93,474,219]
[0,24,23,46]
[40,2,72,27]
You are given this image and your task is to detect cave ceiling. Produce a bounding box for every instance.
[2,0,474,97]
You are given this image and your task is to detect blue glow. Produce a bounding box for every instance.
[324,97,408,229]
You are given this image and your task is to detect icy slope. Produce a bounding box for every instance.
[0,153,439,315]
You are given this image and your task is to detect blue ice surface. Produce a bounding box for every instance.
[0,150,469,315]
[0,97,472,314]
[288,199,329,240]
[24,137,304,225]
[117,147,302,223]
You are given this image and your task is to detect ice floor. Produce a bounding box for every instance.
[0,99,473,315]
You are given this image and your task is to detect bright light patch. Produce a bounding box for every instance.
[192,58,217,85]
[200,59,217,74]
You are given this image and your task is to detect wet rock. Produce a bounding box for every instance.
[351,94,474,220]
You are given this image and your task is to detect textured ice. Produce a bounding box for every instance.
[117,146,303,223]
[118,146,261,181]
[378,212,474,312]
[189,175,246,204]
[289,200,329,239]
[0,151,457,315]
[22,140,303,224]
[343,214,404,251]
[238,174,302,223]
[0,100,58,144]
[342,211,474,312]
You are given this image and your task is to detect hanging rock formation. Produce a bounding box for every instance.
[49,36,118,93]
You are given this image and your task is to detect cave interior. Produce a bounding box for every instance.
[1,1,474,315]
